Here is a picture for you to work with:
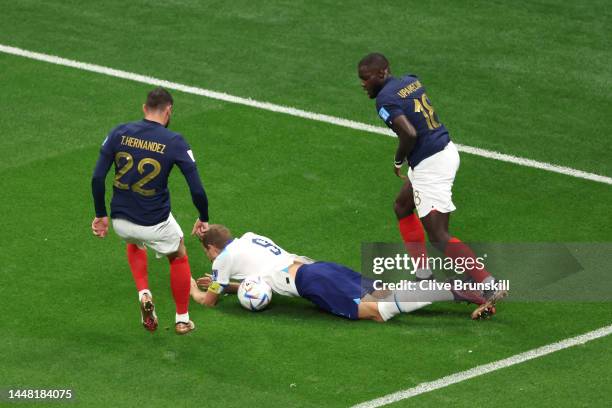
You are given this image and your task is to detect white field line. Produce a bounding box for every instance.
[351,323,612,408]
[1,44,610,185]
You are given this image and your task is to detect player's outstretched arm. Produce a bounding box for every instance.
[391,115,418,179]
[174,137,210,237]
[190,277,220,307]
[181,168,210,239]
[190,278,208,304]
[91,151,113,238]
[196,274,240,294]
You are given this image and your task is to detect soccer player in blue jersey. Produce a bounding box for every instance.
[91,88,209,335]
[358,53,506,314]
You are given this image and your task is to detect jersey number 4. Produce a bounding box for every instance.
[113,152,161,196]
[414,94,441,130]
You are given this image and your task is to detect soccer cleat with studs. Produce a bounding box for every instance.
[175,320,195,335]
[471,289,507,320]
[140,293,158,332]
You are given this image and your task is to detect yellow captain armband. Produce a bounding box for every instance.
[208,281,224,295]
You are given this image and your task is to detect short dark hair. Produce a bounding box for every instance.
[145,87,173,110]
[358,53,389,70]
[200,224,233,250]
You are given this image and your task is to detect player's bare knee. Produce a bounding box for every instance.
[393,200,404,218]
[177,239,188,257]
[167,240,187,262]
[393,200,413,219]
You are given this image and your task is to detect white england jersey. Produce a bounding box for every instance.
[211,232,301,297]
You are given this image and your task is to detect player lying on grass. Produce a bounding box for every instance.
[190,225,497,321]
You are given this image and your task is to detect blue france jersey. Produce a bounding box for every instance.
[98,119,198,226]
[376,75,450,168]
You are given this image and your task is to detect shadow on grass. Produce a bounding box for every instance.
[208,294,478,323]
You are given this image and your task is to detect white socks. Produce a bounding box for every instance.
[483,276,495,285]
[138,290,189,324]
[397,301,432,313]
[176,313,190,324]
[377,293,432,321]
[378,301,401,321]
[415,268,433,280]
[395,286,454,303]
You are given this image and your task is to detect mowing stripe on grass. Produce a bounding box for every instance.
[351,323,612,408]
[1,43,610,185]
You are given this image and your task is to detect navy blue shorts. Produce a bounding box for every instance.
[295,262,376,320]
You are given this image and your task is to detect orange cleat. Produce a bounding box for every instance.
[175,320,195,335]
[471,289,507,320]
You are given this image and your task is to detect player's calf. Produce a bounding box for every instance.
[167,242,193,330]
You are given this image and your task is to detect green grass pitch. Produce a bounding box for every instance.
[0,1,610,407]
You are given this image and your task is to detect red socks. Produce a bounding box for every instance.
[444,237,490,282]
[398,214,428,265]
[398,216,490,282]
[127,244,148,292]
[128,244,191,315]
[169,256,192,315]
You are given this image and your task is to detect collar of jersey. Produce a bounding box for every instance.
[142,118,162,126]
[216,238,235,259]
[381,76,396,89]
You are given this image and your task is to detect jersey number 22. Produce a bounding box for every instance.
[113,152,161,196]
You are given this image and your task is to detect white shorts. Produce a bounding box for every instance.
[112,213,184,258]
[408,141,460,218]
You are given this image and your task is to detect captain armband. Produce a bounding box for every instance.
[394,159,405,169]
[208,281,225,295]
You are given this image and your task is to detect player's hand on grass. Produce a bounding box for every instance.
[191,219,209,239]
[91,216,109,238]
[196,274,213,290]
[393,165,408,179]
